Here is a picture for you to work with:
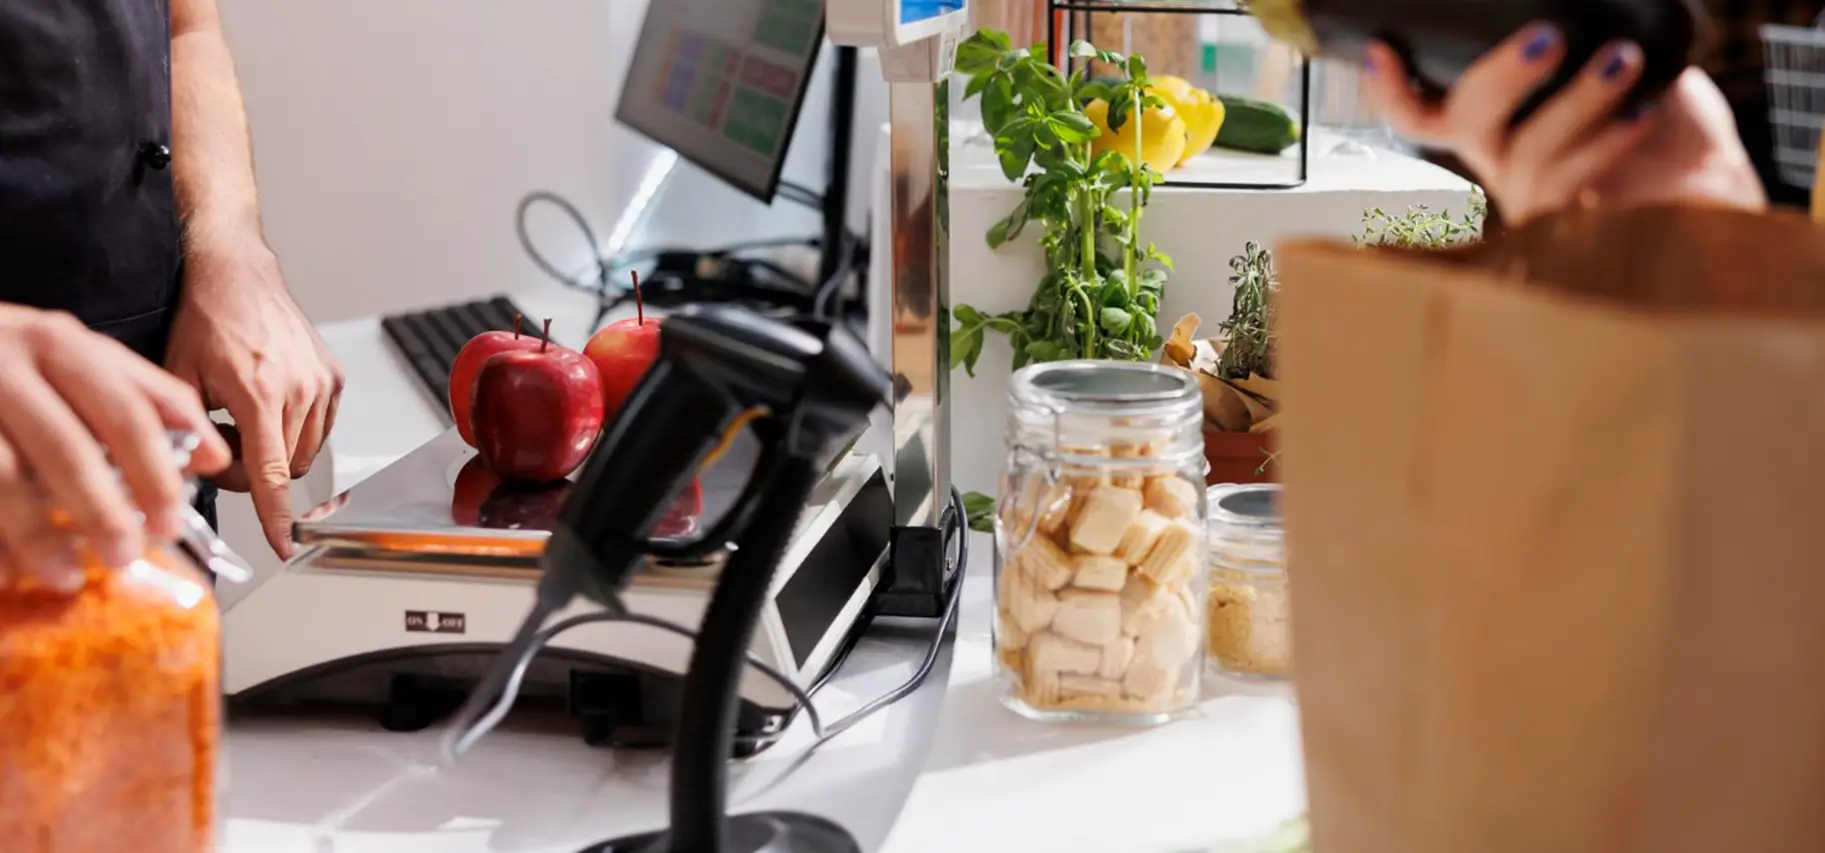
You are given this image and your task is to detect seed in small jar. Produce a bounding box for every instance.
[1071,554,1127,592]
[1143,476,1199,519]
[1069,487,1144,555]
[1115,510,1169,564]
[1029,631,1103,676]
[1052,589,1123,645]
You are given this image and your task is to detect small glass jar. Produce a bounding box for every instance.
[993,360,1208,724]
[0,433,247,852]
[1205,483,1290,680]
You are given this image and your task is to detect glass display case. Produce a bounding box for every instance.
[1046,0,1311,189]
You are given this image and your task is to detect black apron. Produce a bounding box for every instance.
[0,0,216,528]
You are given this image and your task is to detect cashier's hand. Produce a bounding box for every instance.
[1360,24,1766,225]
[0,305,231,587]
[166,239,344,560]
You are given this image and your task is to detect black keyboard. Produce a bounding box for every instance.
[381,296,534,424]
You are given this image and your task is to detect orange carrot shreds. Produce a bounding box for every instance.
[0,549,221,853]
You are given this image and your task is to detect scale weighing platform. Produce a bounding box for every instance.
[222,430,894,754]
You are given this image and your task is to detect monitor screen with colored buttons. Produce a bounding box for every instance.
[616,0,824,202]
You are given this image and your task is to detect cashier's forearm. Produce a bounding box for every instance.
[170,0,265,253]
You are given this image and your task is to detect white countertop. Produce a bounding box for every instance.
[222,275,1303,851]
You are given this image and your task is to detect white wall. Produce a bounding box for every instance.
[222,0,883,325]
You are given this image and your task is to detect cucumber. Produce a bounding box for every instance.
[1213,94,1301,155]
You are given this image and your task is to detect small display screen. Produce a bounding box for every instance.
[617,0,824,202]
[899,0,965,25]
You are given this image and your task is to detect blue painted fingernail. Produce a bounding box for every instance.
[1601,45,1635,79]
[1363,53,1377,77]
[1523,26,1558,61]
[1621,100,1655,122]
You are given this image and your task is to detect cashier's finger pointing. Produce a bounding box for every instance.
[238,399,299,560]
[0,435,81,591]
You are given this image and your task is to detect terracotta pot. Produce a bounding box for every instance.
[1203,427,1277,486]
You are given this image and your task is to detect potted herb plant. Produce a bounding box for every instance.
[1158,188,1489,485]
[948,29,1176,375]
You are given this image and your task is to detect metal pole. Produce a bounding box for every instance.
[885,75,951,531]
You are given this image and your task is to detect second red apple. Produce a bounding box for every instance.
[584,271,662,421]
[471,320,606,483]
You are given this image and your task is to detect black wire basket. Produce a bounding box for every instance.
[1047,0,1311,190]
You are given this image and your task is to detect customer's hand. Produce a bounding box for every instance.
[1360,23,1767,225]
[0,305,231,588]
[166,238,344,560]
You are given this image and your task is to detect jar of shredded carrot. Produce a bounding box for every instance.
[0,546,222,852]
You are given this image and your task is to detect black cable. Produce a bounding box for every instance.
[811,231,854,320]
[516,191,610,292]
[441,610,825,763]
[779,180,825,211]
[735,487,967,805]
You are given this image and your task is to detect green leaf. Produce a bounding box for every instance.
[1126,53,1149,80]
[988,200,1030,248]
[949,323,984,377]
[963,72,992,101]
[1099,305,1134,334]
[955,33,1004,76]
[1076,80,1116,107]
[981,75,1017,135]
[1108,99,1132,132]
[1096,49,1126,68]
[963,491,997,534]
[1047,111,1096,144]
[954,304,986,325]
[982,29,1012,51]
[1069,40,1097,59]
[1100,278,1130,308]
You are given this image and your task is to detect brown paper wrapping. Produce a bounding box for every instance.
[1275,204,1825,853]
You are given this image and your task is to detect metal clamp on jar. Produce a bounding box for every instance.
[993,360,1209,724]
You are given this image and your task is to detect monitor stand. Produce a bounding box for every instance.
[580,812,862,853]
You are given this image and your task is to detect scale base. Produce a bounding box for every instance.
[581,812,862,853]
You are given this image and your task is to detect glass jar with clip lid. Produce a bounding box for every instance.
[993,360,1208,724]
[1205,482,1290,681]
[0,431,252,853]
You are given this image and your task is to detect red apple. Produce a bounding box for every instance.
[450,457,501,527]
[479,480,571,531]
[449,316,543,447]
[471,320,606,483]
[584,271,663,420]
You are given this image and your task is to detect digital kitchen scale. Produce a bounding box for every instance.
[223,429,893,754]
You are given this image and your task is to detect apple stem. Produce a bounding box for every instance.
[541,318,552,353]
[632,270,645,326]
[512,314,524,339]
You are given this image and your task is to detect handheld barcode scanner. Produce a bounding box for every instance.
[445,303,891,853]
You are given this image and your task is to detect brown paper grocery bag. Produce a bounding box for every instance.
[1274,205,1825,853]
